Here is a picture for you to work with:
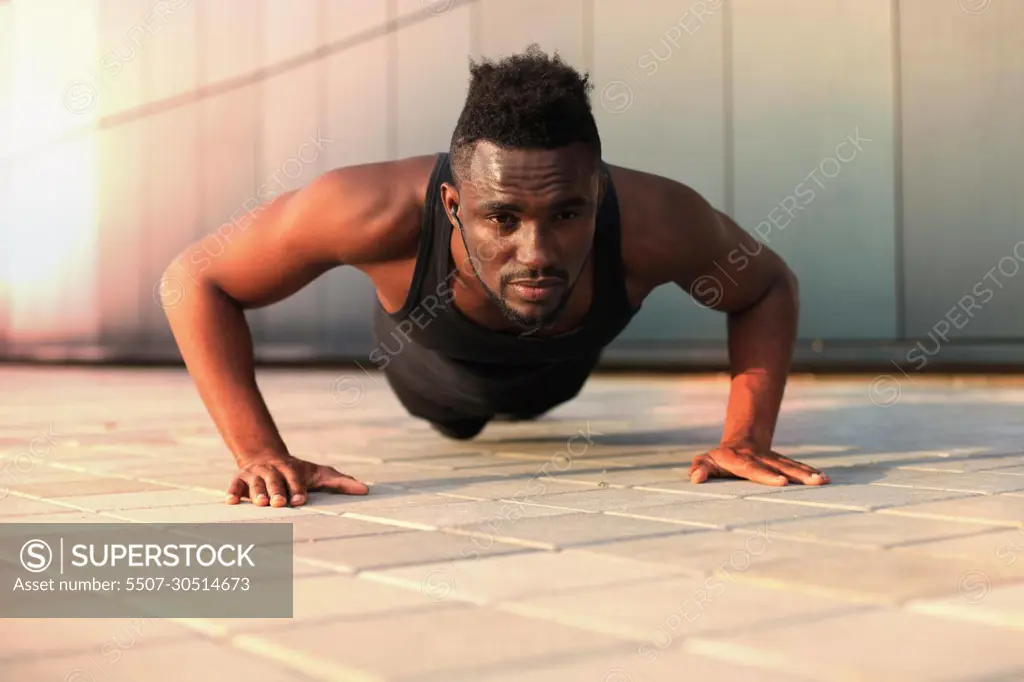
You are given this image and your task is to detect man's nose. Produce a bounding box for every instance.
[514,224,555,270]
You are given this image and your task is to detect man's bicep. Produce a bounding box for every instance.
[172,165,409,309]
[664,186,790,314]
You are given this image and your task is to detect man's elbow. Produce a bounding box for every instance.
[158,247,210,313]
[773,264,800,323]
[779,264,799,300]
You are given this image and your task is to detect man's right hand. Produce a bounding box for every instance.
[226,454,369,507]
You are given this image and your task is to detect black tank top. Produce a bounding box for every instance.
[370,153,641,416]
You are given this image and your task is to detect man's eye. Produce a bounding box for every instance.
[556,211,580,221]
[491,215,517,227]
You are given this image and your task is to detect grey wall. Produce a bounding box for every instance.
[1,0,1022,365]
[900,0,1024,340]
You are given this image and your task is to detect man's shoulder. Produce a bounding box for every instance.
[315,154,440,209]
[605,163,710,242]
[303,154,441,265]
[605,163,705,215]
[605,162,722,292]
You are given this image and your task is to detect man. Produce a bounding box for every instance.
[163,46,830,509]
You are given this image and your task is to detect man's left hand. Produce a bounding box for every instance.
[690,445,830,486]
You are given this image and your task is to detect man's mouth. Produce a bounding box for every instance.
[508,278,565,302]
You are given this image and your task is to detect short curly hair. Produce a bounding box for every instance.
[449,44,602,184]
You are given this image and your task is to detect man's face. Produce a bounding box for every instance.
[443,141,602,330]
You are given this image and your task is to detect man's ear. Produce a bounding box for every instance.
[439,182,460,224]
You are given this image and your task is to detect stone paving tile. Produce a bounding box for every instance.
[729,545,1024,604]
[575,527,824,576]
[584,451,706,468]
[102,501,321,523]
[987,465,1024,476]
[227,514,411,543]
[135,470,239,493]
[373,453,547,472]
[871,471,1024,495]
[192,573,445,634]
[52,488,221,511]
[292,529,532,572]
[539,464,693,488]
[36,451,161,466]
[751,511,1005,549]
[975,671,1024,682]
[814,465,929,485]
[237,603,628,681]
[634,478,790,498]
[0,466,117,487]
[293,489,491,515]
[608,498,846,529]
[0,613,197,662]
[0,638,318,681]
[0,476,174,498]
[319,464,516,487]
[687,608,1024,682]
[515,487,713,513]
[745,484,977,511]
[367,549,685,604]
[352,498,580,528]
[503,573,866,641]
[429,645,818,682]
[906,582,1024,631]
[775,450,958,470]
[80,458,231,476]
[449,511,700,550]
[891,528,1024,584]
[382,459,573,479]
[494,444,686,462]
[877,494,1024,527]
[406,476,591,499]
[47,433,182,449]
[896,526,1024,561]
[0,495,84,517]
[897,454,1024,474]
[0,510,126,530]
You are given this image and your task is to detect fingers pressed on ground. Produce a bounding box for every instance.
[768,453,830,485]
[689,455,714,484]
[225,477,247,505]
[279,466,308,506]
[262,468,289,507]
[314,465,369,495]
[733,456,789,486]
[246,475,269,506]
[764,459,819,485]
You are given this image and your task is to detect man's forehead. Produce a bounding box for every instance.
[462,142,598,191]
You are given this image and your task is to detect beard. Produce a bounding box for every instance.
[455,223,579,336]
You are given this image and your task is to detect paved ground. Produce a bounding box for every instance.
[1,366,1023,681]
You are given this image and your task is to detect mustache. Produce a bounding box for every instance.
[500,268,569,286]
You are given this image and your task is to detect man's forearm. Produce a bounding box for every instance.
[720,268,799,451]
[162,269,288,464]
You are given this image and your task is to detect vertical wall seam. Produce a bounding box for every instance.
[195,1,205,241]
[138,5,152,347]
[582,0,593,75]
[250,0,266,344]
[470,0,481,57]
[317,0,329,350]
[892,0,906,341]
[93,4,108,349]
[722,0,734,218]
[386,0,398,160]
